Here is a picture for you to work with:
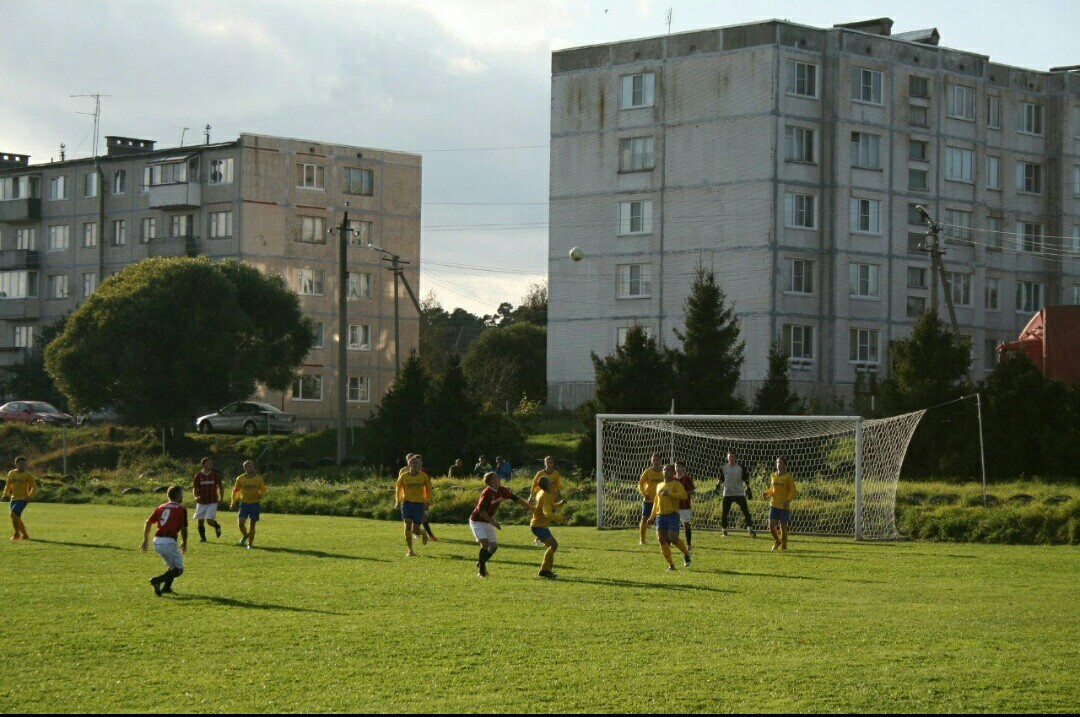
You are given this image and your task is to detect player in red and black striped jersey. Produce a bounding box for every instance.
[468,472,531,577]
[140,486,189,597]
[192,457,224,542]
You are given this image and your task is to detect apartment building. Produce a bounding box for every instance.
[0,133,421,427]
[547,17,1080,409]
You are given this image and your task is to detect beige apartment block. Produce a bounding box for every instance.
[548,17,1080,409]
[0,133,421,428]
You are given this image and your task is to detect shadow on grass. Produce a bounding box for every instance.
[253,545,388,562]
[439,553,579,571]
[710,568,881,584]
[171,594,342,615]
[435,537,540,552]
[33,539,130,552]
[556,575,735,594]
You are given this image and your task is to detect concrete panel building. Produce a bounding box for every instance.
[548,17,1080,409]
[0,133,421,428]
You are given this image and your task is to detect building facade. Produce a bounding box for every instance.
[547,17,1080,409]
[0,133,421,428]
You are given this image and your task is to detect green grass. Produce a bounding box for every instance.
[1,504,1077,712]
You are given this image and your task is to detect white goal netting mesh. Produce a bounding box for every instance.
[597,412,925,539]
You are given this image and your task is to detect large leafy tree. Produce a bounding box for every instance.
[672,266,746,413]
[419,294,485,376]
[752,341,802,415]
[462,322,546,410]
[44,257,314,429]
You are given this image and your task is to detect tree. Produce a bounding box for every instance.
[672,266,746,413]
[462,322,546,411]
[752,341,802,415]
[425,354,474,472]
[359,352,432,468]
[0,316,69,410]
[44,257,314,430]
[419,294,484,376]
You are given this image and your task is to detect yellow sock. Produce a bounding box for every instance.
[660,544,674,567]
[542,548,555,572]
[673,539,688,556]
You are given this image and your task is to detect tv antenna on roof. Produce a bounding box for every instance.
[71,93,110,159]
[666,8,673,34]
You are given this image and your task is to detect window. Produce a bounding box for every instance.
[170,214,192,238]
[850,198,881,234]
[82,222,97,248]
[209,158,233,185]
[849,263,879,298]
[347,376,371,403]
[348,324,371,350]
[987,156,1001,190]
[944,209,973,243]
[785,126,815,163]
[908,232,925,254]
[784,192,815,229]
[909,168,929,191]
[947,85,975,120]
[112,169,126,195]
[985,278,1000,310]
[616,326,654,346]
[0,175,40,200]
[618,137,654,172]
[789,259,814,294]
[141,166,152,192]
[1016,281,1044,313]
[83,172,98,198]
[617,264,652,298]
[296,163,325,189]
[787,61,817,98]
[906,296,926,318]
[312,321,324,349]
[850,133,880,169]
[1016,162,1042,193]
[15,228,35,250]
[151,162,187,185]
[988,96,1001,129]
[1074,226,1080,254]
[620,72,656,109]
[297,268,325,296]
[292,374,323,401]
[82,272,97,298]
[1020,102,1043,135]
[111,220,126,247]
[852,68,883,104]
[985,339,1000,371]
[909,139,928,161]
[1074,284,1080,306]
[619,200,653,234]
[944,147,973,182]
[986,216,1002,250]
[296,216,326,244]
[909,105,929,128]
[849,328,880,364]
[140,218,156,244]
[208,211,232,239]
[344,167,374,196]
[945,272,972,306]
[348,272,373,299]
[1017,221,1043,253]
[1073,166,1080,197]
[909,76,930,98]
[47,274,70,300]
[908,204,925,226]
[13,325,33,348]
[47,225,70,251]
[782,325,814,362]
[346,219,372,246]
[0,271,38,298]
[48,176,68,200]
[907,267,928,289]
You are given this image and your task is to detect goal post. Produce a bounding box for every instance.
[595,411,925,540]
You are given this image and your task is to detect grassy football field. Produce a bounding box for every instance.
[0,503,1077,713]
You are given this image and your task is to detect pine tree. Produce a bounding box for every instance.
[426,354,474,473]
[752,341,802,415]
[360,352,431,467]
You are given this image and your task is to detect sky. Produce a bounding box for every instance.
[2,0,1078,315]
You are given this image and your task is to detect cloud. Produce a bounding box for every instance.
[389,0,577,54]
[447,55,488,75]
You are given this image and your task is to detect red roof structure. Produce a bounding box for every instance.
[998,306,1080,385]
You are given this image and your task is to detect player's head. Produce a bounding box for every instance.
[14,455,26,469]
[408,454,422,471]
[776,456,787,472]
[167,485,183,502]
[650,453,661,469]
[405,453,415,463]
[662,463,676,479]
[243,460,255,474]
[544,455,555,471]
[455,458,463,466]
[495,455,503,464]
[727,452,736,464]
[200,456,213,470]
[484,471,500,489]
[537,475,551,492]
[478,454,487,463]
[674,460,686,476]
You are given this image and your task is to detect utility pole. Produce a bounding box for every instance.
[329,204,361,465]
[368,242,421,375]
[915,204,960,334]
[204,124,211,145]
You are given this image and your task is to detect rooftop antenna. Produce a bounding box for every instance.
[204,124,211,145]
[59,143,66,161]
[180,127,190,147]
[666,8,673,33]
[71,93,110,159]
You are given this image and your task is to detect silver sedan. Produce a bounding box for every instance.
[195,402,297,436]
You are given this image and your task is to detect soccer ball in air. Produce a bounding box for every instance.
[569,247,584,262]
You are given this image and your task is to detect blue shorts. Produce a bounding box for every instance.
[655,513,680,533]
[9,500,27,516]
[641,501,654,519]
[238,502,261,522]
[401,501,425,524]
[531,526,553,542]
[769,507,791,523]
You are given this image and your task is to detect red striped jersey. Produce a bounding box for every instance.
[470,486,514,523]
[193,470,223,504]
[149,502,188,539]
[677,473,695,509]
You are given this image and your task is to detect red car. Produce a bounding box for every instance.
[0,401,76,427]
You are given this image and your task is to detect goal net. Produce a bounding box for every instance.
[596,412,925,539]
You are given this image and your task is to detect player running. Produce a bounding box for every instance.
[140,486,188,597]
[764,456,797,551]
[649,464,691,571]
[192,457,224,542]
[230,460,267,549]
[674,460,695,553]
[395,453,432,557]
[3,456,38,540]
[637,453,663,545]
[531,475,565,579]
[403,453,438,543]
[530,456,563,546]
[468,471,532,578]
[719,451,756,538]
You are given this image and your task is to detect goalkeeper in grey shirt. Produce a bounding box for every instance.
[717,452,757,537]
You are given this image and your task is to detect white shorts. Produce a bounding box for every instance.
[153,537,184,570]
[469,520,497,543]
[193,502,218,521]
[679,509,692,524]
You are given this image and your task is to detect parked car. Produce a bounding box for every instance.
[0,401,76,427]
[77,407,121,427]
[195,402,297,436]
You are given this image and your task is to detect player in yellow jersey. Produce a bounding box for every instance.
[531,476,565,578]
[764,456,797,551]
[395,453,432,557]
[649,463,691,570]
[3,456,38,540]
[230,460,267,549]
[637,453,664,545]
[530,456,563,545]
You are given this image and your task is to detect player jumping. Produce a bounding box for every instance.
[395,453,432,557]
[649,464,690,570]
[3,456,38,541]
[637,453,663,545]
[140,486,188,596]
[468,471,532,578]
[230,460,267,549]
[192,457,224,542]
[764,456,797,551]
[531,475,565,578]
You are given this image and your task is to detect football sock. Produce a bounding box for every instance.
[684,526,692,549]
[541,547,555,573]
[163,568,182,591]
[478,547,489,566]
[674,538,689,556]
[423,522,435,538]
[198,524,206,541]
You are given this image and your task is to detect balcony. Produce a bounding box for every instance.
[0,198,41,223]
[147,235,200,258]
[0,298,39,319]
[0,249,40,271]
[148,182,201,209]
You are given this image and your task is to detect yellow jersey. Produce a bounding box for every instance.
[638,467,663,501]
[532,469,562,496]
[397,470,432,504]
[530,489,562,528]
[232,474,267,503]
[765,472,797,508]
[650,479,687,517]
[3,469,38,501]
